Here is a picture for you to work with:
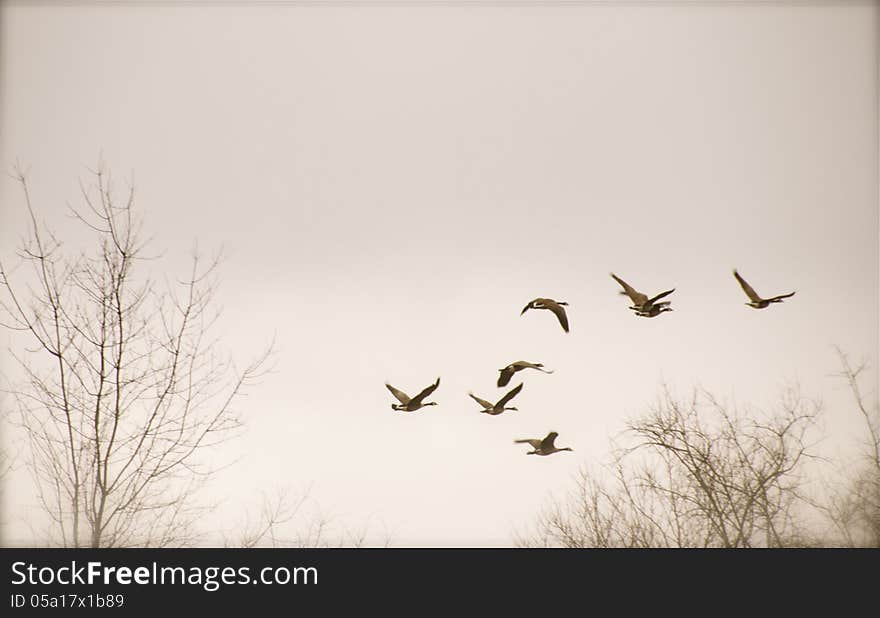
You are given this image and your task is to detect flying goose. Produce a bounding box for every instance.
[634,304,673,318]
[469,383,524,416]
[521,298,570,333]
[611,273,675,315]
[733,270,796,309]
[497,360,554,387]
[514,431,573,456]
[385,377,440,412]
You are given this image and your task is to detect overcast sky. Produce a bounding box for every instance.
[1,1,877,546]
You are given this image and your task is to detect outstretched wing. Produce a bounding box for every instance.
[520,361,554,374]
[496,382,523,407]
[514,438,543,449]
[497,365,515,387]
[540,431,559,450]
[468,393,494,409]
[547,301,570,333]
[767,291,796,302]
[410,377,440,406]
[733,270,762,302]
[647,288,675,305]
[385,383,410,405]
[611,273,648,306]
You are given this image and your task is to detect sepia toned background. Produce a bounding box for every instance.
[1,1,877,546]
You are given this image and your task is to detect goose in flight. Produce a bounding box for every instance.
[469,383,524,416]
[521,298,570,332]
[497,360,554,387]
[385,377,440,412]
[514,431,573,456]
[634,304,673,318]
[733,270,795,309]
[611,273,675,315]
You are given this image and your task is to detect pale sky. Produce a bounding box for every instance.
[1,1,877,546]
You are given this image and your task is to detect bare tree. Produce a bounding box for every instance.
[0,165,272,547]
[820,349,880,547]
[230,488,312,549]
[518,385,822,548]
[226,486,394,548]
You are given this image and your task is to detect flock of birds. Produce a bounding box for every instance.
[384,269,796,457]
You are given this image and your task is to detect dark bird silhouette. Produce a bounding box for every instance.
[514,431,573,456]
[385,377,440,412]
[611,273,675,317]
[497,360,554,387]
[634,304,673,318]
[733,270,796,309]
[521,298,570,332]
[469,383,524,416]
